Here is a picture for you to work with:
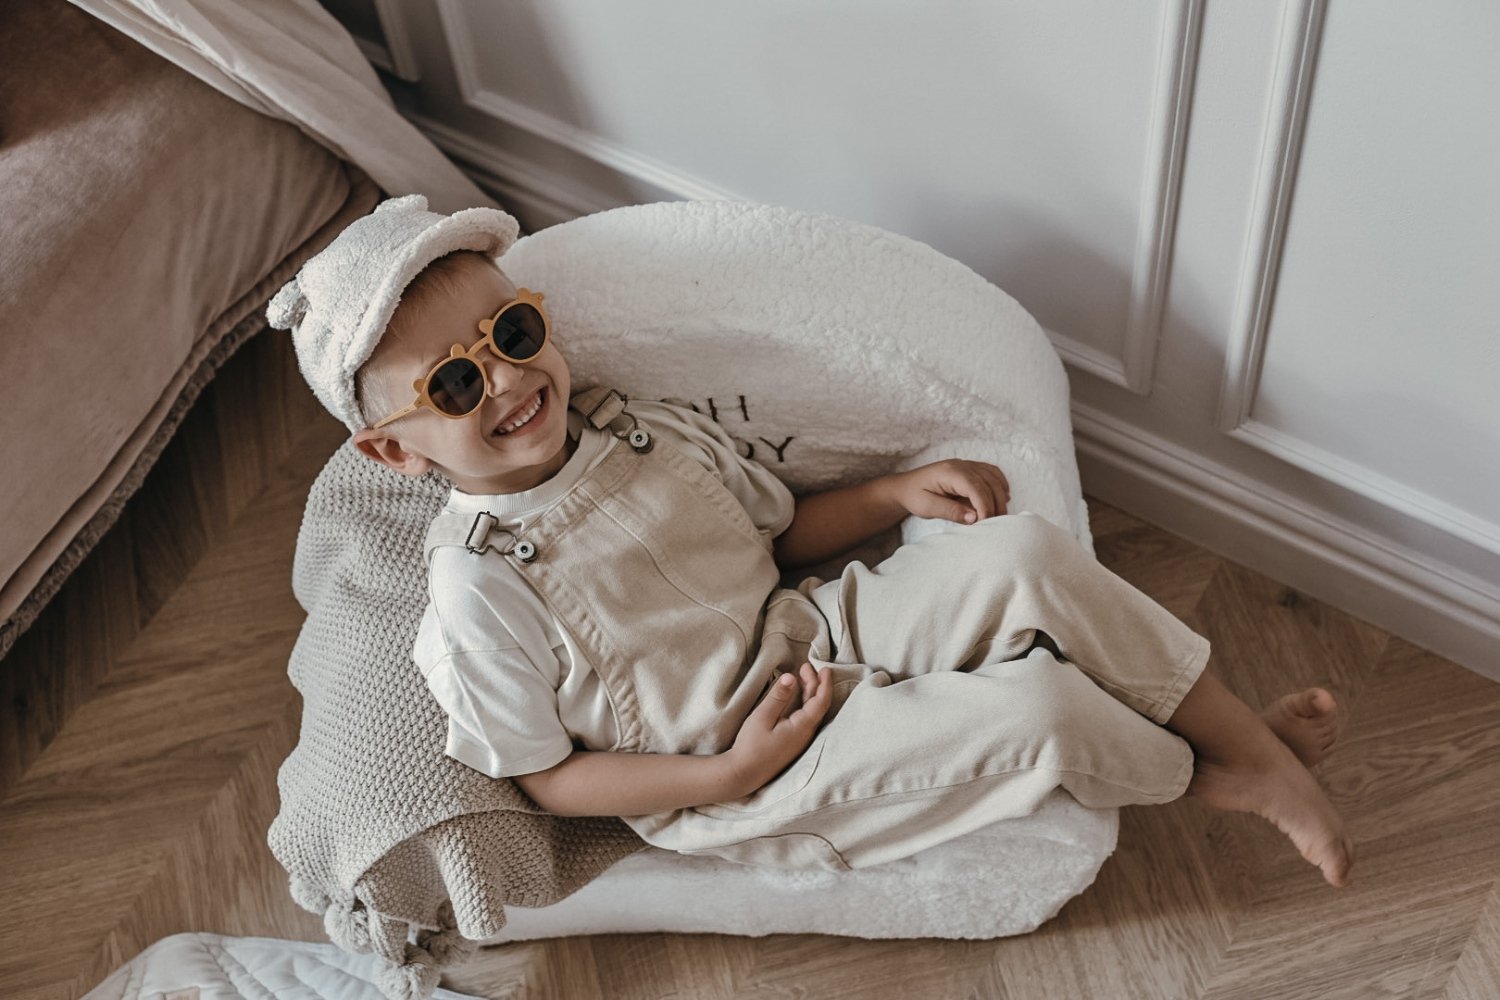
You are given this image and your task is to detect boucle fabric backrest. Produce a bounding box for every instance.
[499,200,1089,551]
[270,200,1089,998]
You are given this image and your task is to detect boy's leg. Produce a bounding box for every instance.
[807,511,1209,721]
[1163,669,1354,886]
[626,646,1194,871]
[800,511,1352,886]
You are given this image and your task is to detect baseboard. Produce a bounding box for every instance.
[1072,402,1500,681]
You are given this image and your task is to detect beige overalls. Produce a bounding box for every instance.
[424,388,1206,871]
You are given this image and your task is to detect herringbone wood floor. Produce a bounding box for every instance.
[2,330,1497,1000]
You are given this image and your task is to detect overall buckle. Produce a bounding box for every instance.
[464,511,537,562]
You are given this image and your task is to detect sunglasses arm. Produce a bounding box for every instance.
[370,401,420,430]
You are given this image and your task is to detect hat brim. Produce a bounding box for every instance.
[343,206,521,388]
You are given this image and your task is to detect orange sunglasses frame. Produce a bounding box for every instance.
[369,288,549,430]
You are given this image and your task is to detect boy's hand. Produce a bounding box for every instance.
[723,663,834,797]
[886,459,1010,524]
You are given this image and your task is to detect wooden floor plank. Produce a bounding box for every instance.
[1445,882,1500,1000]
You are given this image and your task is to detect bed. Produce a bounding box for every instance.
[0,0,382,657]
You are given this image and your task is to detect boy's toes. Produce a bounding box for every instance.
[1319,832,1356,887]
[1300,687,1338,719]
[1263,689,1341,768]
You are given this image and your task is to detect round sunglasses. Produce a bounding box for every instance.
[370,288,550,430]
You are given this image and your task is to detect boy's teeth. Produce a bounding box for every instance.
[497,390,543,434]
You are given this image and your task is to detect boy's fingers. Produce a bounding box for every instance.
[953,472,994,521]
[783,670,834,729]
[966,468,1006,518]
[809,669,834,710]
[990,469,1011,507]
[799,662,816,699]
[938,496,977,524]
[753,674,796,725]
[974,482,997,521]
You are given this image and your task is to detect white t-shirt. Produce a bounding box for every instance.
[412,398,797,778]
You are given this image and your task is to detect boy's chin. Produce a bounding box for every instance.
[443,443,572,494]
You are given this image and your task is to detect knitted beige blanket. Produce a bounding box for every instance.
[268,440,643,997]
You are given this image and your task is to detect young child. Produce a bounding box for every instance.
[271,196,1354,886]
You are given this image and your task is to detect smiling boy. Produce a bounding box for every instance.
[269,195,1354,886]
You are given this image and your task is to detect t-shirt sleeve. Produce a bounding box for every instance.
[423,648,574,778]
[413,586,574,779]
[641,400,797,538]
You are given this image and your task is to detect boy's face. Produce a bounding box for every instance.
[351,259,574,495]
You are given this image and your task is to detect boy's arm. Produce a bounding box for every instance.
[515,663,835,817]
[514,748,746,817]
[771,478,907,570]
[772,460,1012,570]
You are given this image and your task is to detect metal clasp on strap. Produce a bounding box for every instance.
[465,511,538,562]
[583,388,653,453]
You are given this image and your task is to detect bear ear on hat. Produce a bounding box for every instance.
[267,275,310,331]
[375,193,428,214]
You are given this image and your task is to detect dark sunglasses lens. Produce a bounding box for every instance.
[428,358,484,416]
[490,303,546,360]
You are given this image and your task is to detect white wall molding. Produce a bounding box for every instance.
[1217,0,1325,431]
[1114,0,1203,395]
[1211,0,1500,556]
[1072,400,1500,679]
[406,111,619,229]
[1230,420,1500,554]
[372,0,422,81]
[1048,328,1137,388]
[396,0,1496,677]
[435,0,741,203]
[1037,0,1203,393]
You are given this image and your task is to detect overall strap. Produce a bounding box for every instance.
[570,386,654,452]
[423,511,538,563]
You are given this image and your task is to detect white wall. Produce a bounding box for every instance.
[354,0,1500,678]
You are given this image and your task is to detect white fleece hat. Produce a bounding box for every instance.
[266,193,520,432]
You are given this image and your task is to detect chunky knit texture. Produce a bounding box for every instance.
[267,444,644,987]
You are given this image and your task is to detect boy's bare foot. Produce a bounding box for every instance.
[1167,671,1354,886]
[1188,732,1355,887]
[1260,687,1340,767]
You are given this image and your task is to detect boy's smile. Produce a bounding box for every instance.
[352,256,575,495]
[492,386,548,437]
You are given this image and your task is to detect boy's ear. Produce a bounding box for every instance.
[351,427,433,477]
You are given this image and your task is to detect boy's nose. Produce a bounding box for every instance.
[483,356,526,395]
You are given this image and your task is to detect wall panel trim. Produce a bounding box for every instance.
[435,0,740,202]
[1073,401,1500,679]
[1213,0,1498,555]
[1116,0,1203,394]
[1229,421,1500,554]
[1217,0,1325,431]
[408,111,617,227]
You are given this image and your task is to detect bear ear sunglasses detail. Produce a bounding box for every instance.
[369,288,550,430]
